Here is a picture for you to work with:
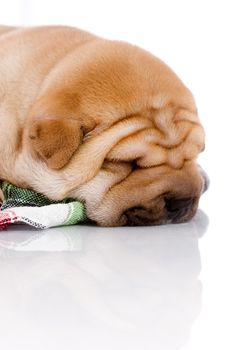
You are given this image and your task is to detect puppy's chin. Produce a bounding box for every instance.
[72,161,206,227]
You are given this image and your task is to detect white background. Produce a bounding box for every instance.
[0,1,233,349]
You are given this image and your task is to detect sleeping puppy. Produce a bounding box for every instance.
[0,25,208,226]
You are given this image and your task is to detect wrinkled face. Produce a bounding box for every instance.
[25,41,208,226]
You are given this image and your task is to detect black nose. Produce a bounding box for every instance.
[198,166,210,194]
[165,197,195,222]
[202,171,210,193]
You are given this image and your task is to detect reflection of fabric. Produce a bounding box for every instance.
[0,181,86,229]
[0,211,208,350]
[0,226,83,252]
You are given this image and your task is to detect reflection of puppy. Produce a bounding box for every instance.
[0,26,208,226]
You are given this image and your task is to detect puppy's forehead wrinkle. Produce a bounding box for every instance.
[106,106,204,169]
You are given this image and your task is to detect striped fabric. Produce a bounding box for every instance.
[0,181,86,230]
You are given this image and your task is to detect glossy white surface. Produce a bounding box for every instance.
[0,211,207,350]
[0,0,232,349]
[0,179,232,350]
[0,187,231,350]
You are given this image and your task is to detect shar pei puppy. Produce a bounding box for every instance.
[0,25,208,226]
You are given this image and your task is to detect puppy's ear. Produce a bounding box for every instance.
[28,118,84,169]
[26,92,96,169]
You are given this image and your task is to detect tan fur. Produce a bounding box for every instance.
[0,25,205,226]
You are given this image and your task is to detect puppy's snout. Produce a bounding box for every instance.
[123,195,199,226]
[198,166,210,193]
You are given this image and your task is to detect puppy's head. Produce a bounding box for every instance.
[25,40,207,226]
[63,41,207,226]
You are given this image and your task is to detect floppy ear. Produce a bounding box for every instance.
[26,93,96,169]
[28,118,85,169]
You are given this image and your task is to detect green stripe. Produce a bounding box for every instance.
[64,202,87,225]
